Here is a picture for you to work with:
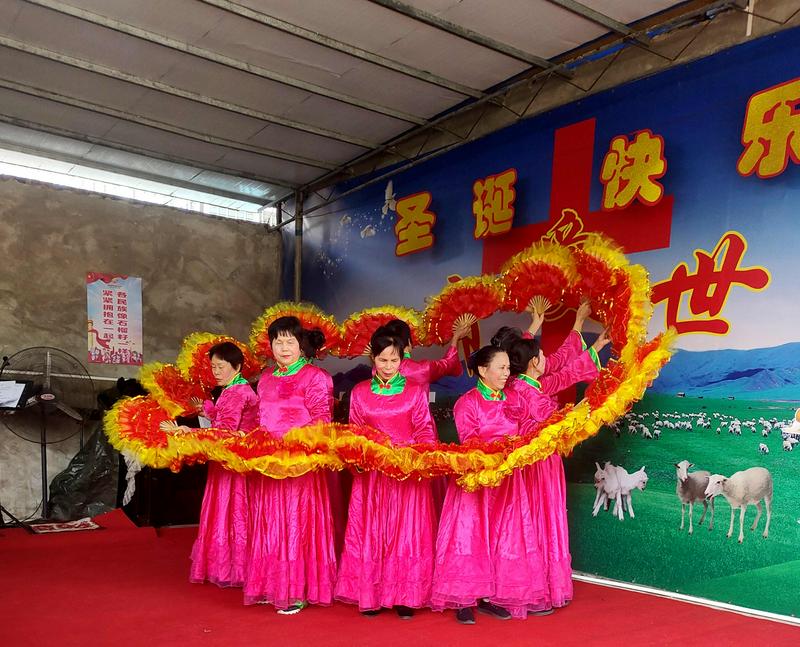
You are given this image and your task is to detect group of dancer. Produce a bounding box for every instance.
[162,304,608,623]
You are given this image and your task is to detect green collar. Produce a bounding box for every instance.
[403,351,412,359]
[371,372,406,395]
[517,373,542,390]
[223,373,249,389]
[477,378,506,401]
[273,357,308,377]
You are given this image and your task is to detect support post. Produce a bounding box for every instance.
[293,193,303,302]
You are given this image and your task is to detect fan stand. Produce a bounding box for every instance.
[0,356,36,533]
[0,503,36,534]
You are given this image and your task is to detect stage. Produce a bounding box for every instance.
[2,510,797,646]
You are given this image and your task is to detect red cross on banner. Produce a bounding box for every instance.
[481,118,674,403]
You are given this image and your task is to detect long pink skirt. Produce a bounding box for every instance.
[431,479,496,610]
[243,472,337,609]
[491,467,550,618]
[190,463,249,587]
[335,471,436,611]
[534,454,573,607]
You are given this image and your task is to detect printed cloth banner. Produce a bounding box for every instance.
[87,273,143,365]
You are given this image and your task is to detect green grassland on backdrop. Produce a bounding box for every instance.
[564,393,800,617]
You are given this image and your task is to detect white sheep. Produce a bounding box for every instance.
[612,465,648,519]
[783,439,796,452]
[592,461,621,518]
[758,443,769,455]
[675,460,714,534]
[704,468,773,543]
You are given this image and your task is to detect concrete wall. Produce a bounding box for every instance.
[0,176,281,519]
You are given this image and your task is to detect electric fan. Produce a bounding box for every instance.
[0,347,95,519]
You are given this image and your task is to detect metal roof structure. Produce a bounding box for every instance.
[0,0,743,209]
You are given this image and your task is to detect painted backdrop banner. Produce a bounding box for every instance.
[87,273,143,366]
[289,26,800,618]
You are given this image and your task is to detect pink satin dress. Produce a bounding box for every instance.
[432,386,550,618]
[335,377,438,611]
[400,346,462,518]
[190,383,259,587]
[243,363,337,609]
[508,334,600,609]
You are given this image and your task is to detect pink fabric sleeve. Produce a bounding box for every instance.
[211,388,254,433]
[202,399,216,419]
[348,386,365,427]
[453,393,482,443]
[425,345,464,383]
[304,369,334,424]
[410,388,436,444]
[539,350,599,396]
[545,330,584,374]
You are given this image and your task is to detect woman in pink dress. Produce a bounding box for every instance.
[244,316,336,615]
[381,318,469,517]
[335,332,438,619]
[382,318,467,386]
[432,344,545,624]
[160,342,259,588]
[506,325,608,613]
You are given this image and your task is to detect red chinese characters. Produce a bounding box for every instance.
[472,168,517,239]
[651,232,770,335]
[394,191,436,256]
[600,130,667,210]
[737,77,800,179]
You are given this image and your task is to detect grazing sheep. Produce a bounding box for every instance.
[704,468,773,543]
[783,439,796,452]
[642,429,653,440]
[758,443,769,455]
[653,429,661,440]
[675,460,714,534]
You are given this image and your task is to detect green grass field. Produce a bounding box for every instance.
[565,393,800,617]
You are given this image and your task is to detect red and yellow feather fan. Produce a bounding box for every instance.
[337,306,425,358]
[250,301,341,362]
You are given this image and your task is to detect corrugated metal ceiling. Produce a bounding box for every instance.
[0,0,731,207]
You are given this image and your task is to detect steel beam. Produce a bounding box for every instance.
[24,0,427,125]
[0,138,269,204]
[546,0,650,44]
[199,0,484,99]
[366,0,560,70]
[0,36,376,149]
[0,77,336,171]
[0,113,298,192]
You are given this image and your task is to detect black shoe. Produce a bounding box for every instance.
[529,607,554,617]
[456,607,475,625]
[395,605,414,619]
[361,609,381,617]
[476,599,511,620]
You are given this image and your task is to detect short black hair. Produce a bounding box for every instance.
[491,326,523,351]
[507,338,540,376]
[208,341,244,371]
[468,344,507,373]
[301,328,326,359]
[383,319,412,348]
[268,316,304,343]
[370,332,405,359]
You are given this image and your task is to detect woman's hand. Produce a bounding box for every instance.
[527,309,544,336]
[450,320,472,347]
[159,420,192,435]
[189,396,204,413]
[592,329,611,353]
[573,300,591,332]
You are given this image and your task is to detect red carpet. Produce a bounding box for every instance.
[2,510,797,647]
